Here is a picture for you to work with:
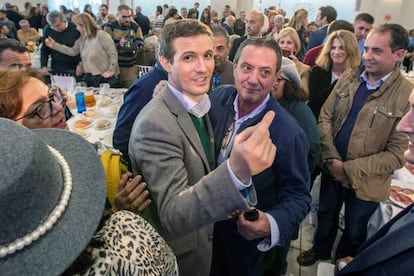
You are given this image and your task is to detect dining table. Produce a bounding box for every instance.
[367,166,414,238]
[66,87,125,149]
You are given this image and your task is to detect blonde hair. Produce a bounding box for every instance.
[72,13,99,38]
[288,8,308,31]
[276,27,301,55]
[316,30,361,71]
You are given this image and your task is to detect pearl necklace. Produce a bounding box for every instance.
[0,146,73,258]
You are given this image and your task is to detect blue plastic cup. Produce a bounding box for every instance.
[75,92,87,113]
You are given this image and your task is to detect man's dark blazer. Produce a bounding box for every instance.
[337,204,414,275]
[228,35,247,61]
[306,25,328,52]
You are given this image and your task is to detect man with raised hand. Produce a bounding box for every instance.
[209,38,310,275]
[129,20,276,276]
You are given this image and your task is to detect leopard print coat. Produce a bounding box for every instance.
[79,210,178,275]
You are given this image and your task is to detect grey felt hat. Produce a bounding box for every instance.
[280,57,301,86]
[0,118,106,275]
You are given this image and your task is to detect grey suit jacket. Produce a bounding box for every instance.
[129,86,256,276]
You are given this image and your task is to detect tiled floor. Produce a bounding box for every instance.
[284,178,342,276]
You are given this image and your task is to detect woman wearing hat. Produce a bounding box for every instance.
[0,118,178,275]
[272,57,320,177]
[271,57,320,274]
[0,67,150,212]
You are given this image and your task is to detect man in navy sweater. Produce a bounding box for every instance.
[298,23,413,266]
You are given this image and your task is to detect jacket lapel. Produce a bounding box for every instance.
[160,86,212,172]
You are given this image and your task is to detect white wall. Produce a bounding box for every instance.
[359,0,414,29]
[35,0,413,30]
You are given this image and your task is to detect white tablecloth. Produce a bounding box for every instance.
[367,167,414,238]
[67,88,125,147]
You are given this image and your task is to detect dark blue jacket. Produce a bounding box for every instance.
[113,63,167,164]
[210,85,311,240]
[306,25,328,52]
[134,12,150,36]
[209,86,311,274]
[337,204,414,275]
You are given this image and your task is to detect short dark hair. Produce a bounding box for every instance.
[328,20,354,34]
[159,19,213,64]
[156,5,163,14]
[99,4,108,10]
[354,13,374,24]
[234,38,282,71]
[369,23,409,52]
[211,25,229,45]
[320,5,337,23]
[46,11,66,25]
[0,39,28,62]
[118,4,131,13]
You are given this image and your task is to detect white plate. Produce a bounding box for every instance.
[389,179,414,208]
[83,109,100,119]
[99,97,113,106]
[72,119,93,129]
[73,128,90,138]
[95,119,112,130]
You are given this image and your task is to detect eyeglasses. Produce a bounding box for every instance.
[121,15,132,18]
[14,89,60,121]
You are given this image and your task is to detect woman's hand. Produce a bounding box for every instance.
[101,71,112,78]
[44,36,55,48]
[113,172,151,212]
[76,63,83,76]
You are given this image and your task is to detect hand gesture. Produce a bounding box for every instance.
[113,172,151,212]
[44,36,55,48]
[229,111,277,182]
[119,37,127,47]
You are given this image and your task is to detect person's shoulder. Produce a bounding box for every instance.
[268,98,305,135]
[210,85,236,101]
[67,21,77,29]
[310,65,329,76]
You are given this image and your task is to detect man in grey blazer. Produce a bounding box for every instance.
[129,19,276,276]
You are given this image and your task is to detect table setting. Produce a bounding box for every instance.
[367,166,414,238]
[66,83,125,148]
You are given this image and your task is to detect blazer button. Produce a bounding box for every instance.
[208,234,214,241]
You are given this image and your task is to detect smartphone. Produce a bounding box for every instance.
[51,86,64,104]
[281,49,291,58]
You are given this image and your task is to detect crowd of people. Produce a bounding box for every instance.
[0,1,414,275]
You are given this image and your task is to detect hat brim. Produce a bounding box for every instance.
[0,128,106,275]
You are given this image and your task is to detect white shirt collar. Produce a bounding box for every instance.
[233,93,270,122]
[167,83,211,118]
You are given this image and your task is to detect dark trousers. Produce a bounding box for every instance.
[210,220,283,276]
[314,172,378,260]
